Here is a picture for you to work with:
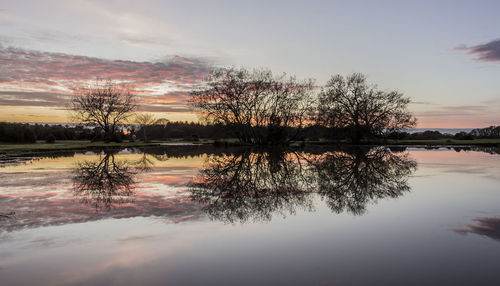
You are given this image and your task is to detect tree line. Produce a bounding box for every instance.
[2,67,498,145]
[3,120,497,144]
[0,122,94,143]
[63,69,417,145]
[0,121,228,143]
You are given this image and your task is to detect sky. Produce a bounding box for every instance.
[0,0,500,127]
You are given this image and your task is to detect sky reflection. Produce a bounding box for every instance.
[1,147,500,285]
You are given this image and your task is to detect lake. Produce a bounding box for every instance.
[1,146,500,285]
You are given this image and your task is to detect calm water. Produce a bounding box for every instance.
[1,146,500,286]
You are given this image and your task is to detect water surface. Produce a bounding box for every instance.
[1,146,500,285]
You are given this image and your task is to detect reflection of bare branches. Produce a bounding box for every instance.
[73,153,141,211]
[189,151,315,223]
[310,147,417,215]
[150,153,169,161]
[135,153,155,172]
[189,147,417,223]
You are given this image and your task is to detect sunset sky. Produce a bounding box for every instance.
[1,0,500,127]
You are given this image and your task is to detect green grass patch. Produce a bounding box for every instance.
[0,140,162,153]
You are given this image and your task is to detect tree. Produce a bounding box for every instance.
[134,113,168,142]
[189,67,315,145]
[317,73,416,143]
[71,81,137,142]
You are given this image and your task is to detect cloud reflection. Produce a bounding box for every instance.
[455,216,500,241]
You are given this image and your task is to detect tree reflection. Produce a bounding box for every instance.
[189,150,315,223]
[72,152,152,211]
[311,147,417,215]
[189,147,417,223]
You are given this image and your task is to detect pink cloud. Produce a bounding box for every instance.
[0,44,212,113]
[455,39,500,62]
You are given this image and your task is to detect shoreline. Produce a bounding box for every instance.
[1,139,499,155]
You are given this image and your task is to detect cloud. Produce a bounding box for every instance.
[118,34,171,46]
[0,44,212,114]
[410,101,435,106]
[414,103,500,127]
[415,105,489,117]
[0,44,211,86]
[455,39,500,62]
[0,90,71,107]
[0,90,193,112]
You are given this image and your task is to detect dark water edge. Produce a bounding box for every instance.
[1,144,499,166]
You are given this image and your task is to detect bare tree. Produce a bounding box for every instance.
[317,73,416,143]
[189,67,315,145]
[134,113,169,142]
[71,81,137,142]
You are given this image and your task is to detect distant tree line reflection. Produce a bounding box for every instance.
[189,147,417,223]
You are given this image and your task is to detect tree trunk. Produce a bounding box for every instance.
[352,122,362,145]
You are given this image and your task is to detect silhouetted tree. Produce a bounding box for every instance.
[317,73,416,143]
[470,126,500,138]
[45,134,56,143]
[0,123,43,143]
[135,113,168,142]
[190,67,315,145]
[71,81,137,142]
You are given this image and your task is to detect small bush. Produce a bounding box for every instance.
[45,134,56,143]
